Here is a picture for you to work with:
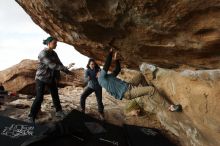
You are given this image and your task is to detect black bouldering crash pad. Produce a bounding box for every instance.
[0,115,46,146]
[124,124,176,146]
[22,110,128,146]
[21,110,177,146]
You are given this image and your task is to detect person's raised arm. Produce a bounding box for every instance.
[103,48,113,72]
[111,52,121,77]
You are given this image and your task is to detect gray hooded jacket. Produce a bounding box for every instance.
[35,48,68,83]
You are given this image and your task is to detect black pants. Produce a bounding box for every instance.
[29,80,62,119]
[80,86,104,113]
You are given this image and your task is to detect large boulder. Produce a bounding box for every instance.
[0,59,84,95]
[16,0,220,69]
[136,64,220,146]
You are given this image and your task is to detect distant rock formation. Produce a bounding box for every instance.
[0,59,85,95]
[16,0,220,69]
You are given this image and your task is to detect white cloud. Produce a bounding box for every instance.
[0,0,88,71]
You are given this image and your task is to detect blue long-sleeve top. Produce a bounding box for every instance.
[85,67,101,90]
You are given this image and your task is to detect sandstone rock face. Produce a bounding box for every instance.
[138,64,220,146]
[0,59,84,95]
[16,0,220,69]
[0,60,37,95]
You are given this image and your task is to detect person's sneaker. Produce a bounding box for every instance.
[168,104,182,112]
[26,116,35,124]
[55,111,66,118]
[99,112,105,121]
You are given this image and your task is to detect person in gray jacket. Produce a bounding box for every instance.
[80,59,104,119]
[28,36,72,123]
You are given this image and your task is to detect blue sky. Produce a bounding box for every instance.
[0,0,88,70]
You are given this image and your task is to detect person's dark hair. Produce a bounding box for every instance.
[86,58,100,72]
[43,36,56,45]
